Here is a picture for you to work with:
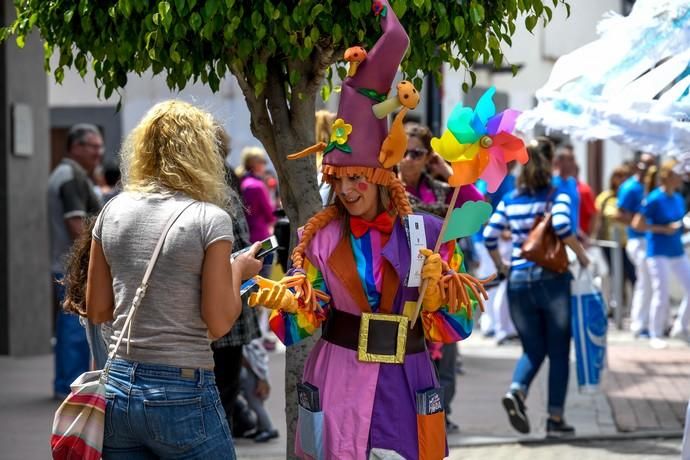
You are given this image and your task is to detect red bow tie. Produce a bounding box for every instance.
[350,212,395,238]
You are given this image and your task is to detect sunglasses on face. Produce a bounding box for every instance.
[405,148,428,160]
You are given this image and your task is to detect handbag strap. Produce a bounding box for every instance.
[102,200,197,379]
[544,187,557,213]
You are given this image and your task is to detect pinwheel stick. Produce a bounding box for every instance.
[410,186,461,328]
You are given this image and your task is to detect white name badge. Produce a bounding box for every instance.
[405,214,427,287]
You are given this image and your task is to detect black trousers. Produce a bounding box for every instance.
[433,343,457,414]
[213,345,243,428]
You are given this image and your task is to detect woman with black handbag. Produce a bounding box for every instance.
[483,137,589,438]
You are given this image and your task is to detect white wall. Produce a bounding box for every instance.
[443,0,635,187]
[48,57,261,168]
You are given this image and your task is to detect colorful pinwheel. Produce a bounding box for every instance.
[431,87,528,193]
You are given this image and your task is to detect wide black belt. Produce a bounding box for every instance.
[322,308,426,363]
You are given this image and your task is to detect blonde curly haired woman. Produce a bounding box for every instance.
[86,100,262,459]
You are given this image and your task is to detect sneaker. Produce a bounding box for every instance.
[501,390,530,434]
[254,429,279,443]
[546,418,575,438]
[634,329,650,339]
[649,338,669,349]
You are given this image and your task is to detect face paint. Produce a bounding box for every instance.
[334,176,379,221]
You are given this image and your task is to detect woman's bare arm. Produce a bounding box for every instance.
[86,240,115,324]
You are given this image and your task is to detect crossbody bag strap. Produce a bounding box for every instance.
[102,200,197,378]
[544,187,557,214]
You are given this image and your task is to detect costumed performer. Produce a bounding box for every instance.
[247,1,489,458]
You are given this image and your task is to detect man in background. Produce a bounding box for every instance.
[554,144,596,238]
[48,123,103,398]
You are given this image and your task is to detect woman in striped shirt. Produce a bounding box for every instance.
[483,137,590,438]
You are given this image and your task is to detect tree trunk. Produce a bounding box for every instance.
[231,51,331,458]
[258,109,322,460]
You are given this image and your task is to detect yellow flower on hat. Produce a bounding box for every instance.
[330,118,352,145]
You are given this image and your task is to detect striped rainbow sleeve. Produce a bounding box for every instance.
[422,241,477,343]
[269,258,329,346]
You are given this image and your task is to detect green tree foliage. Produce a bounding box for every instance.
[2,3,568,457]
[3,0,568,102]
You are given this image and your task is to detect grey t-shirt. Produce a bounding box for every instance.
[93,191,234,370]
[48,158,101,273]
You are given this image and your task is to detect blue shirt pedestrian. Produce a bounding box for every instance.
[641,187,686,258]
[617,176,645,239]
[552,175,580,232]
[483,188,573,270]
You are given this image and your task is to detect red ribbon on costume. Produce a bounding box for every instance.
[350,212,394,238]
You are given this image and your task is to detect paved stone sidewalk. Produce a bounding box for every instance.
[604,333,690,433]
[448,333,617,445]
[1,327,686,460]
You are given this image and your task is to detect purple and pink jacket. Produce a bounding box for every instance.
[270,213,476,459]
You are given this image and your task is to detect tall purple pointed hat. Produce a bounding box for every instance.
[290,0,420,185]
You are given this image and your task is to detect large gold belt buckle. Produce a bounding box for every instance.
[357,312,409,364]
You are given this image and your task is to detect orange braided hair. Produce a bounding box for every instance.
[291,205,341,270]
[388,176,413,217]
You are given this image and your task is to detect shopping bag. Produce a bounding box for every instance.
[50,370,106,460]
[571,269,607,393]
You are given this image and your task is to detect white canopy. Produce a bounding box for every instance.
[517,0,690,154]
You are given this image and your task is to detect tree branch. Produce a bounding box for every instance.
[287,45,336,134]
[230,62,278,157]
[265,57,292,139]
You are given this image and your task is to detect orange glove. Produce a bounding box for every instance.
[248,277,299,313]
[420,249,443,312]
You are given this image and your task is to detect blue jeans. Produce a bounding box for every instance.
[54,273,90,397]
[103,359,236,460]
[507,266,572,417]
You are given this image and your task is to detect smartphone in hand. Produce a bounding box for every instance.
[232,235,279,260]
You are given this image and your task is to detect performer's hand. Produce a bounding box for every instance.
[420,249,443,312]
[248,278,299,313]
[420,249,443,284]
[422,283,443,312]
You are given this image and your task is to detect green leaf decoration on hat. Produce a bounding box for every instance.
[324,118,353,155]
[357,87,388,103]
